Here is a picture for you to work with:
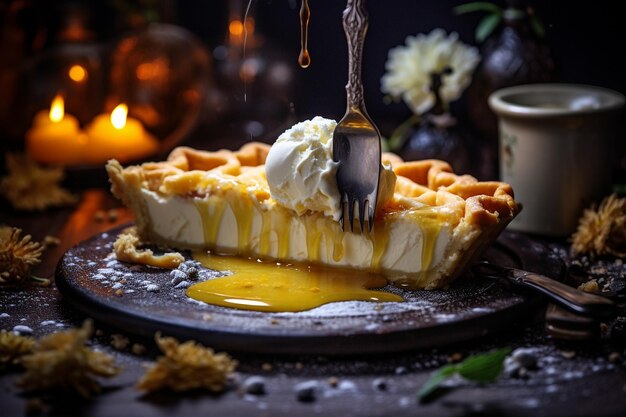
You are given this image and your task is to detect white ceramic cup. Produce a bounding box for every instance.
[489,83,625,236]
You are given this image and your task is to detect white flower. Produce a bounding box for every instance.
[381,29,480,115]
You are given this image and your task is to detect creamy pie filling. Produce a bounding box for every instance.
[139,187,480,289]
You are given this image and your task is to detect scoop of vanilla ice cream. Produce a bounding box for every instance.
[265,116,397,222]
[265,117,342,220]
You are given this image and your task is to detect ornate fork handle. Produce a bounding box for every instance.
[343,0,368,112]
[334,0,381,233]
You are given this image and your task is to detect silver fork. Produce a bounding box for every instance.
[333,0,382,233]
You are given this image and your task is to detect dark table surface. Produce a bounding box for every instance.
[1,187,626,417]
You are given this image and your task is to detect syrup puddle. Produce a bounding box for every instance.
[187,253,403,312]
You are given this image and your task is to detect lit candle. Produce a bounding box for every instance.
[25,93,88,165]
[84,103,159,164]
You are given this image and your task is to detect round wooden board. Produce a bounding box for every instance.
[55,226,563,355]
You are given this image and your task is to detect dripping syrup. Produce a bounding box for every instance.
[298,0,311,68]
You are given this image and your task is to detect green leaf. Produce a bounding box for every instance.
[457,348,511,382]
[529,15,545,38]
[417,364,458,400]
[31,275,51,286]
[454,2,501,15]
[476,13,502,43]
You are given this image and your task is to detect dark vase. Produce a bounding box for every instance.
[399,112,472,175]
[466,0,554,165]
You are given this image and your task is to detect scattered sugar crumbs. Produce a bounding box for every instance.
[131,343,146,356]
[137,333,237,393]
[0,330,34,368]
[571,194,626,257]
[0,227,46,286]
[0,153,76,211]
[113,227,184,269]
[110,334,130,351]
[17,320,121,398]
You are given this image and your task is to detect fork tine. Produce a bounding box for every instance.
[358,199,367,233]
[367,198,375,232]
[348,195,356,233]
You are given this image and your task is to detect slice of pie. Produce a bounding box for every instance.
[106,140,518,290]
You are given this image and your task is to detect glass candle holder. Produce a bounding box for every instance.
[109,23,213,154]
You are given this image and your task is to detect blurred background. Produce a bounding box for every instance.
[0,0,624,184]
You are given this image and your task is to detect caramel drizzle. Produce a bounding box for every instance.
[298,0,311,68]
[195,198,226,247]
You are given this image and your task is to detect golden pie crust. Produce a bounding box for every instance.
[106,143,518,289]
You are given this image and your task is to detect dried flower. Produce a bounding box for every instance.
[571,194,626,257]
[381,29,480,115]
[0,330,34,368]
[0,227,45,285]
[0,153,76,211]
[137,333,237,392]
[18,320,120,397]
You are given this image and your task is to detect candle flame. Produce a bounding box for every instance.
[68,64,87,82]
[229,20,244,36]
[49,94,64,123]
[111,103,128,130]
